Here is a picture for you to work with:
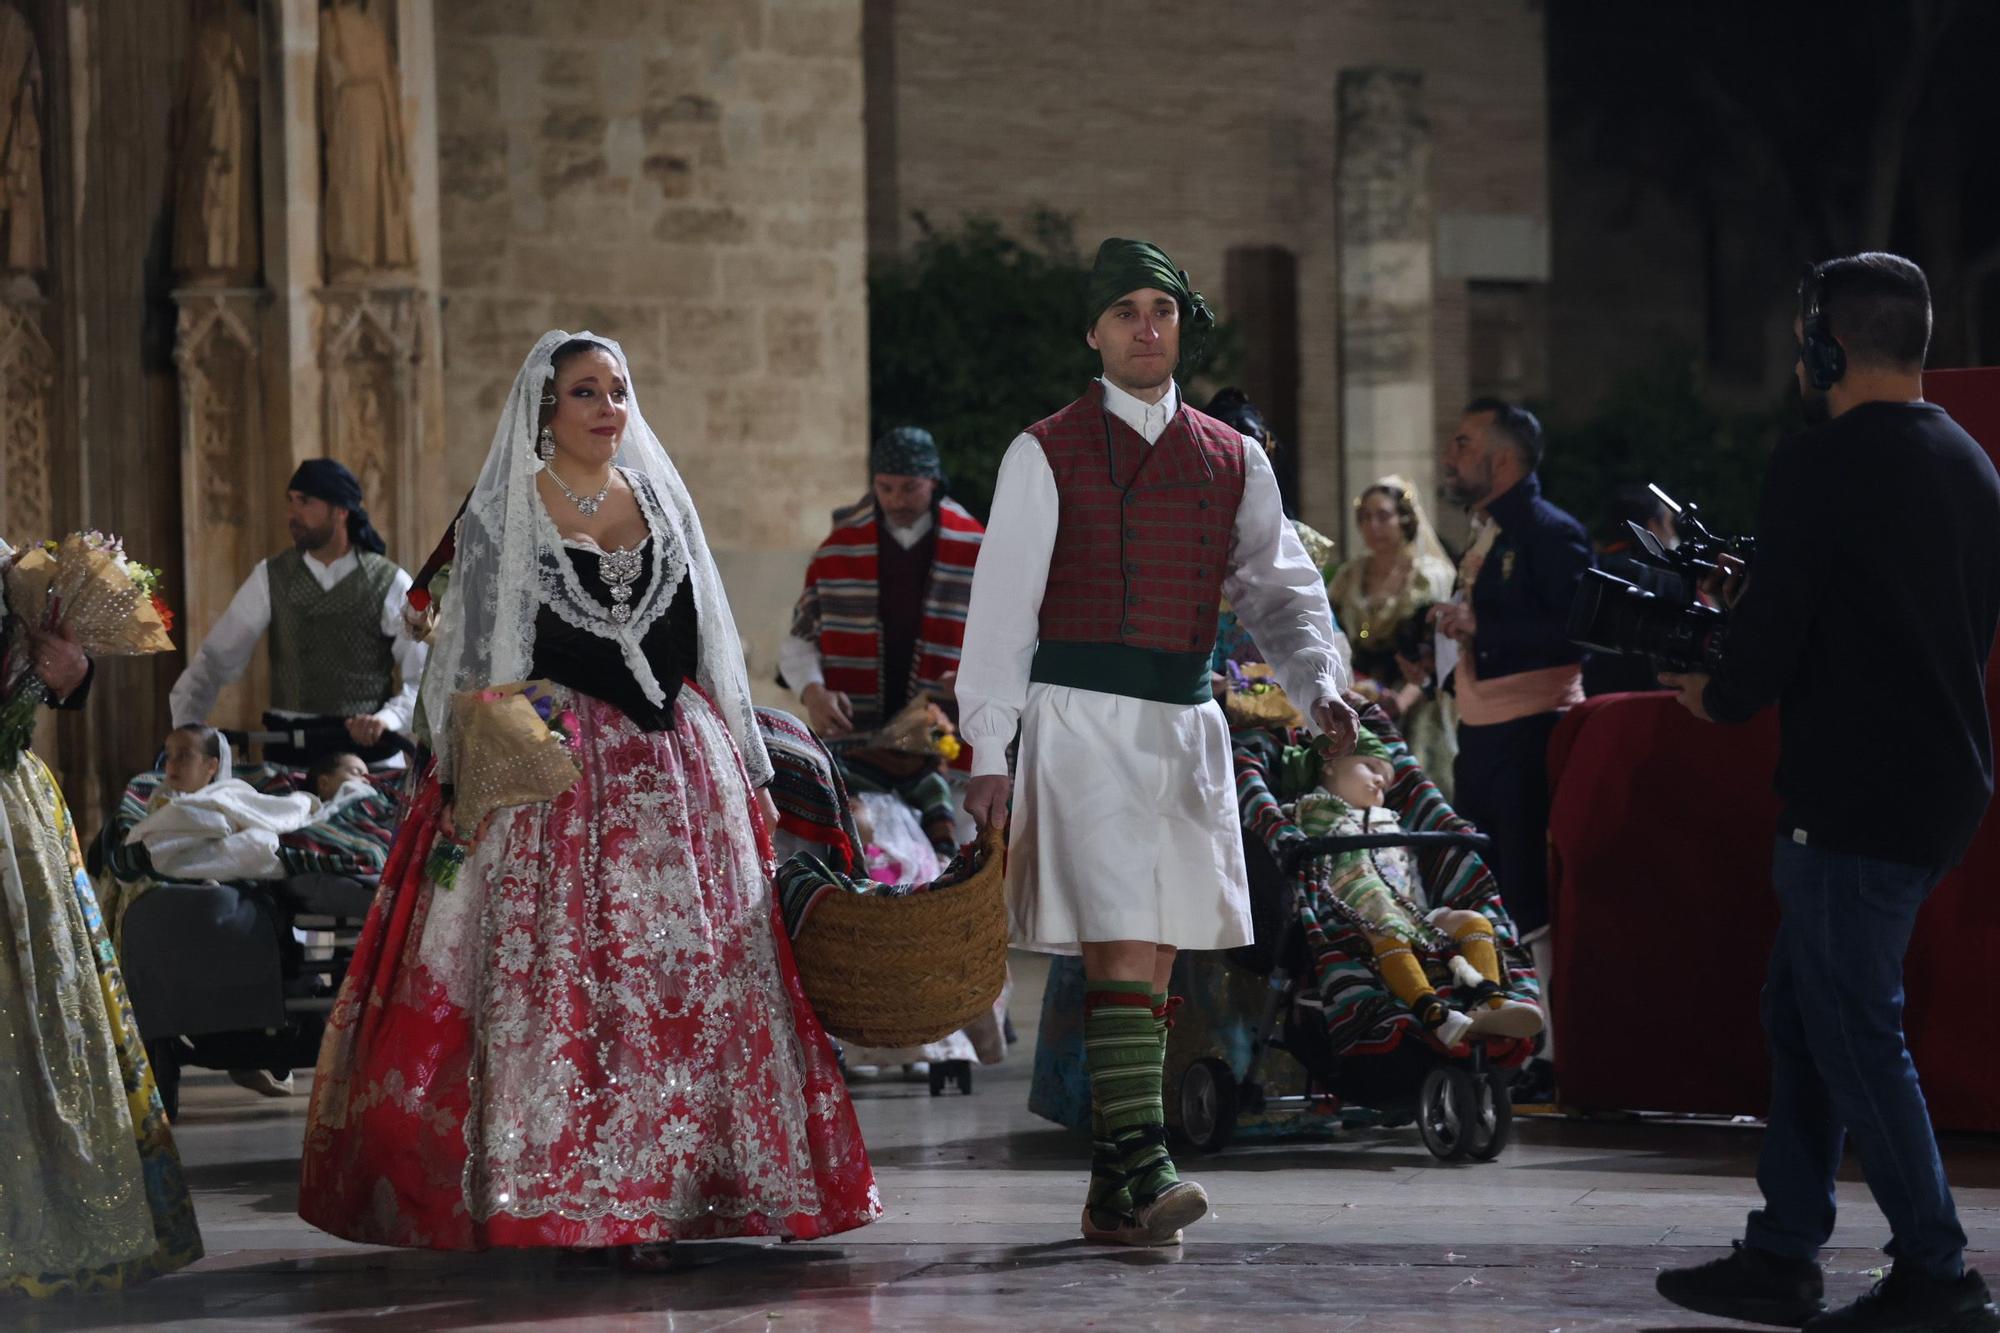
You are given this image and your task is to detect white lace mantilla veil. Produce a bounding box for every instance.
[422,330,772,787]
[1375,473,1456,573]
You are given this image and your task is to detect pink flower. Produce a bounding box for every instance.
[478,689,504,702]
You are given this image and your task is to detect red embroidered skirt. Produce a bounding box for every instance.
[298,688,880,1249]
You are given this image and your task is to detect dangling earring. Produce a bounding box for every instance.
[537,427,556,462]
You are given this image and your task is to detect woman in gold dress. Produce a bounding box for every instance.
[1325,478,1460,796]
[1,541,202,1298]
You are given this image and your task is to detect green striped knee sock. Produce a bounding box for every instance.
[1087,1101,1132,1220]
[1085,980,1179,1207]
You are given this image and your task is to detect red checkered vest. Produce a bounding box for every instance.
[1028,383,1246,654]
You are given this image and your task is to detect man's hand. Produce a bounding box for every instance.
[756,786,779,830]
[964,774,1013,831]
[29,625,88,700]
[802,682,854,737]
[1698,553,1748,611]
[346,714,389,746]
[1659,671,1715,722]
[1311,695,1360,755]
[1431,601,1477,642]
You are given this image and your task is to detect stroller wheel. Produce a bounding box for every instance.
[1417,1065,1479,1162]
[1177,1057,1239,1154]
[1465,1068,1513,1162]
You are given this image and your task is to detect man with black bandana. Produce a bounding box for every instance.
[959,238,1353,1247]
[171,459,426,763]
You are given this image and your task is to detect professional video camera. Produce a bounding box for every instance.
[1567,485,1754,674]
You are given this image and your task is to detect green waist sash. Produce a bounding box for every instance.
[1028,641,1213,706]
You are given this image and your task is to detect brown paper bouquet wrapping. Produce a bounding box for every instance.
[448,680,582,832]
[4,533,175,657]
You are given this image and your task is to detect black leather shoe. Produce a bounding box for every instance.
[1806,1266,2000,1332]
[1657,1241,1827,1327]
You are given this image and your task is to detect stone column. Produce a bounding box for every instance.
[172,288,271,728]
[1334,68,1435,551]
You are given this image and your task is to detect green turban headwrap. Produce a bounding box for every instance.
[1084,237,1215,355]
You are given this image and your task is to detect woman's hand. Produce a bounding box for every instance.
[29,626,88,700]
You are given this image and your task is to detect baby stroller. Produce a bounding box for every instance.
[1167,703,1541,1162]
[1025,704,1542,1161]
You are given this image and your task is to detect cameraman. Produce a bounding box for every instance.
[1657,254,2000,1332]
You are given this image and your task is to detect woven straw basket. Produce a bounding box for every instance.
[792,829,1009,1049]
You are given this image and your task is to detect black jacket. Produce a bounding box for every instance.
[1460,472,1594,686]
[1704,401,2000,870]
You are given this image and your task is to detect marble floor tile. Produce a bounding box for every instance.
[14,951,1998,1330]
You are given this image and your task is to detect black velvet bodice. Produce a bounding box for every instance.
[530,542,698,731]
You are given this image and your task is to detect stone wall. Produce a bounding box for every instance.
[433,0,871,701]
[869,0,1548,547]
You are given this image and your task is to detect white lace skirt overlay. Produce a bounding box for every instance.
[432,689,848,1227]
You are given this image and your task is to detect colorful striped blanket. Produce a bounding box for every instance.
[757,706,863,873]
[1236,704,1539,1064]
[787,496,983,731]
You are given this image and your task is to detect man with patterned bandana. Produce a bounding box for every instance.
[959,238,1355,1246]
[781,426,985,850]
[171,459,426,766]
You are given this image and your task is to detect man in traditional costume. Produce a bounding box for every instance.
[782,426,984,849]
[171,459,426,764]
[958,239,1355,1246]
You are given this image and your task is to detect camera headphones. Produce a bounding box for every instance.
[1798,262,1847,392]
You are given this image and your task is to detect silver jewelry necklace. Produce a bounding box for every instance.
[599,544,644,624]
[546,463,611,516]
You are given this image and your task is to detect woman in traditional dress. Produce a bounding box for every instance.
[1325,478,1460,795]
[1,546,203,1298]
[299,332,879,1260]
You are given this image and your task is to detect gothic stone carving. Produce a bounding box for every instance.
[319,285,423,559]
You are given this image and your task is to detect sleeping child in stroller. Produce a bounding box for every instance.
[1292,731,1544,1048]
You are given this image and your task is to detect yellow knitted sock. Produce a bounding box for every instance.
[1371,938,1436,1014]
[1452,918,1504,1009]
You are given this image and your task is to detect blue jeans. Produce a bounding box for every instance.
[1745,837,1967,1278]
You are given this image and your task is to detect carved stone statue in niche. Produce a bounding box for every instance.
[174,0,261,286]
[0,3,45,276]
[319,0,413,282]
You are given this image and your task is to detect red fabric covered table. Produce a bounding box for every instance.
[1544,366,2000,1132]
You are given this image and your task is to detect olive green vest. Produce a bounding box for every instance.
[266,548,400,716]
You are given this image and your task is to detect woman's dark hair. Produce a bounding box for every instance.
[1203,387,1274,454]
[1356,482,1419,546]
[539,337,615,428]
[171,724,223,761]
